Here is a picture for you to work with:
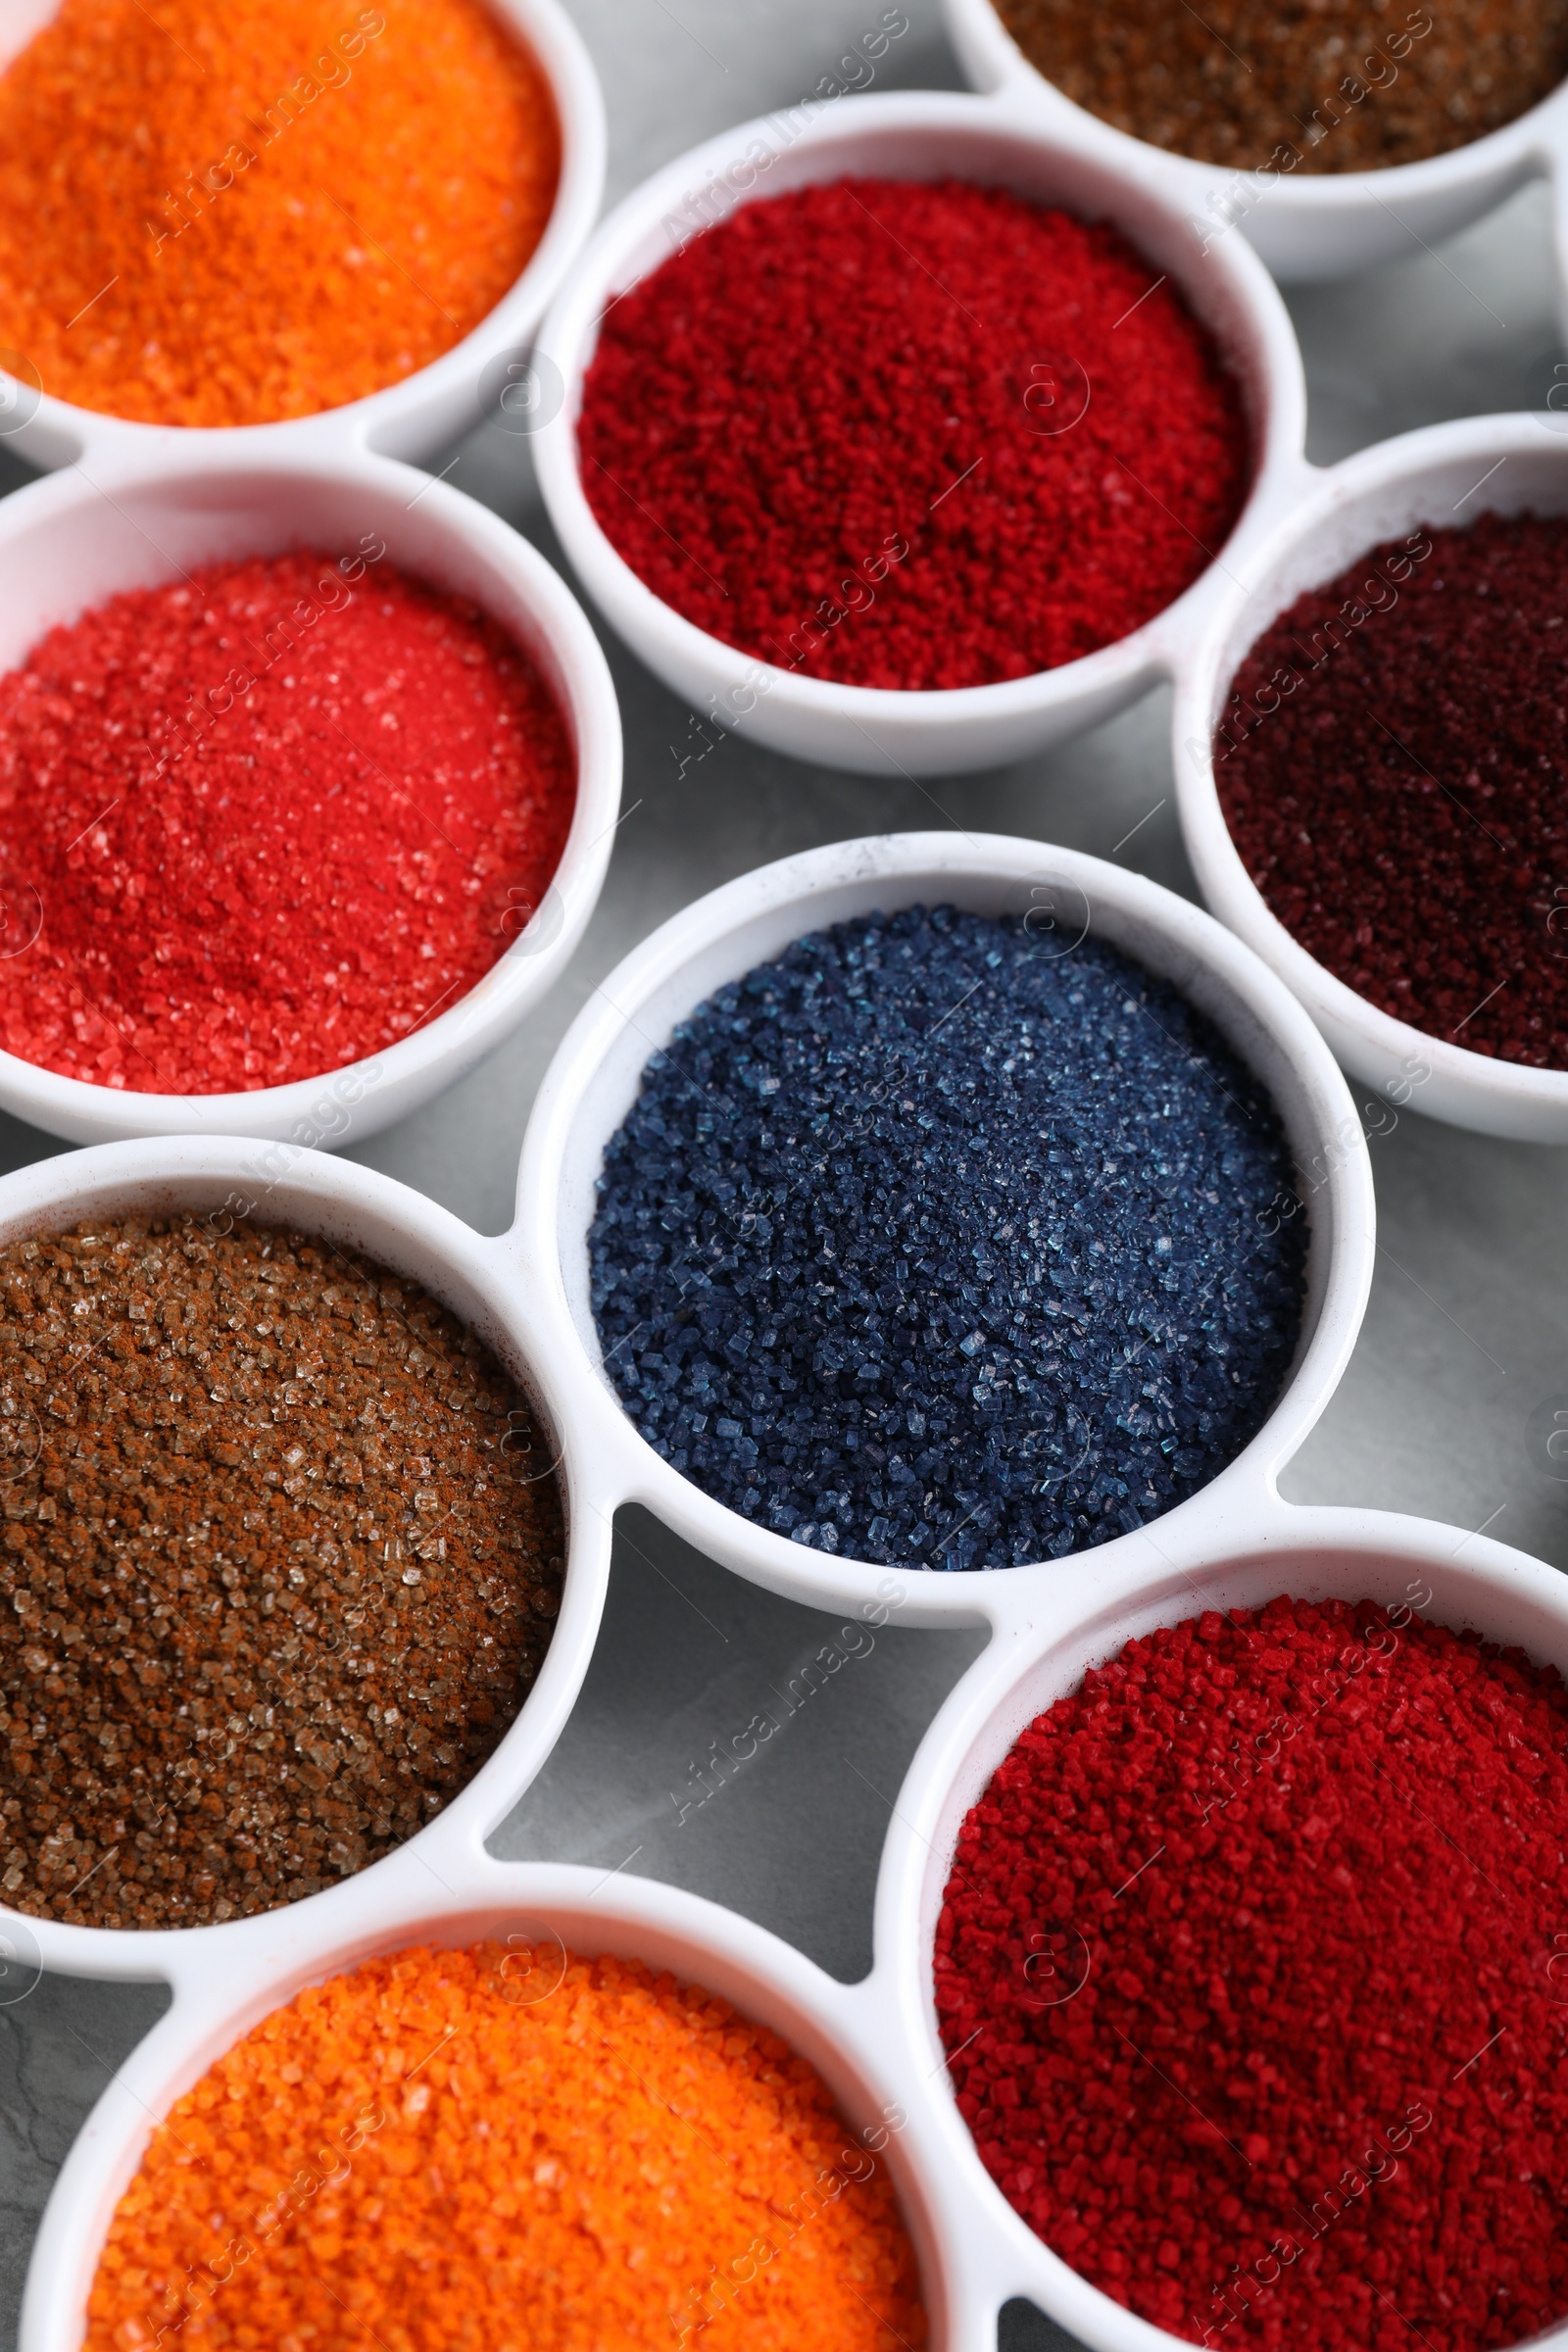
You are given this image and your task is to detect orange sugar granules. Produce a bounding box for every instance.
[0,0,559,428]
[86,1939,930,2352]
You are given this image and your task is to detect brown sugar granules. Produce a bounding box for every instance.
[0,1217,564,1929]
[993,0,1568,172]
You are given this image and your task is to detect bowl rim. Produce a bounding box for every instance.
[0,0,606,467]
[0,444,623,1146]
[510,828,1378,1624]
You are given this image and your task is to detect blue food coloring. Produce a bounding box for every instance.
[588,905,1306,1569]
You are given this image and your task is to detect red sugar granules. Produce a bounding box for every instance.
[0,548,575,1094]
[577,176,1250,692]
[935,1594,1568,2352]
[1217,511,1568,1070]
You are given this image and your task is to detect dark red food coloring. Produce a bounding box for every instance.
[578,176,1250,693]
[1217,511,1568,1070]
[936,1594,1568,2352]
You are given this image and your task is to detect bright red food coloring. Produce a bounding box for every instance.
[1218,512,1568,1070]
[935,1594,1568,2352]
[577,176,1250,692]
[0,550,575,1094]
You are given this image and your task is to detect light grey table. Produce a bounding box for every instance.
[1,5,1565,2343]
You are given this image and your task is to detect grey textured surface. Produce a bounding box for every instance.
[0,1,1565,2344]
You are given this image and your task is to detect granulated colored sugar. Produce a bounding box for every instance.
[589,906,1305,1568]
[86,1938,927,2351]
[936,1595,1568,2352]
[0,548,574,1094]
[0,1216,564,1928]
[578,177,1249,692]
[0,0,559,428]
[1217,512,1568,1070]
[994,0,1567,172]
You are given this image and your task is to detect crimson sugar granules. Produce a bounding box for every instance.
[936,1595,1568,2352]
[577,177,1249,692]
[0,548,575,1093]
[1217,511,1568,1070]
[588,906,1305,1569]
[991,1,1567,173]
[0,1217,564,1928]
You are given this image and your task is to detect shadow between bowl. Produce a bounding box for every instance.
[0,448,622,1146]
[1172,413,1568,1142]
[508,831,1376,1628]
[21,1863,996,2352]
[0,1138,612,1986]
[531,89,1306,779]
[0,0,606,470]
[875,1499,1568,2352]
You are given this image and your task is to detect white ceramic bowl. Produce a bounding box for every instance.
[24,1865,992,2352]
[0,1137,612,1997]
[942,0,1568,287]
[0,448,622,1145]
[514,830,1377,1623]
[1174,413,1568,1142]
[877,1500,1568,2352]
[0,0,606,468]
[532,90,1307,779]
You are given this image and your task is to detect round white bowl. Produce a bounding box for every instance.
[878,1500,1568,2352]
[942,0,1568,286]
[0,448,622,1145]
[532,90,1307,779]
[512,830,1376,1623]
[0,0,606,469]
[1174,413,1568,1143]
[24,1864,993,2352]
[0,1137,612,1988]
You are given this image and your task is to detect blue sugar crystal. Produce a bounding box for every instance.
[588,905,1307,1571]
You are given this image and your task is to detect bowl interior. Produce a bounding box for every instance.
[59,1886,954,2352]
[567,106,1282,525]
[555,851,1350,1466]
[914,1529,1568,2061]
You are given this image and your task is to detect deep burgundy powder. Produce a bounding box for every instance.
[578,176,1250,692]
[936,1595,1568,2352]
[1216,512,1568,1069]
